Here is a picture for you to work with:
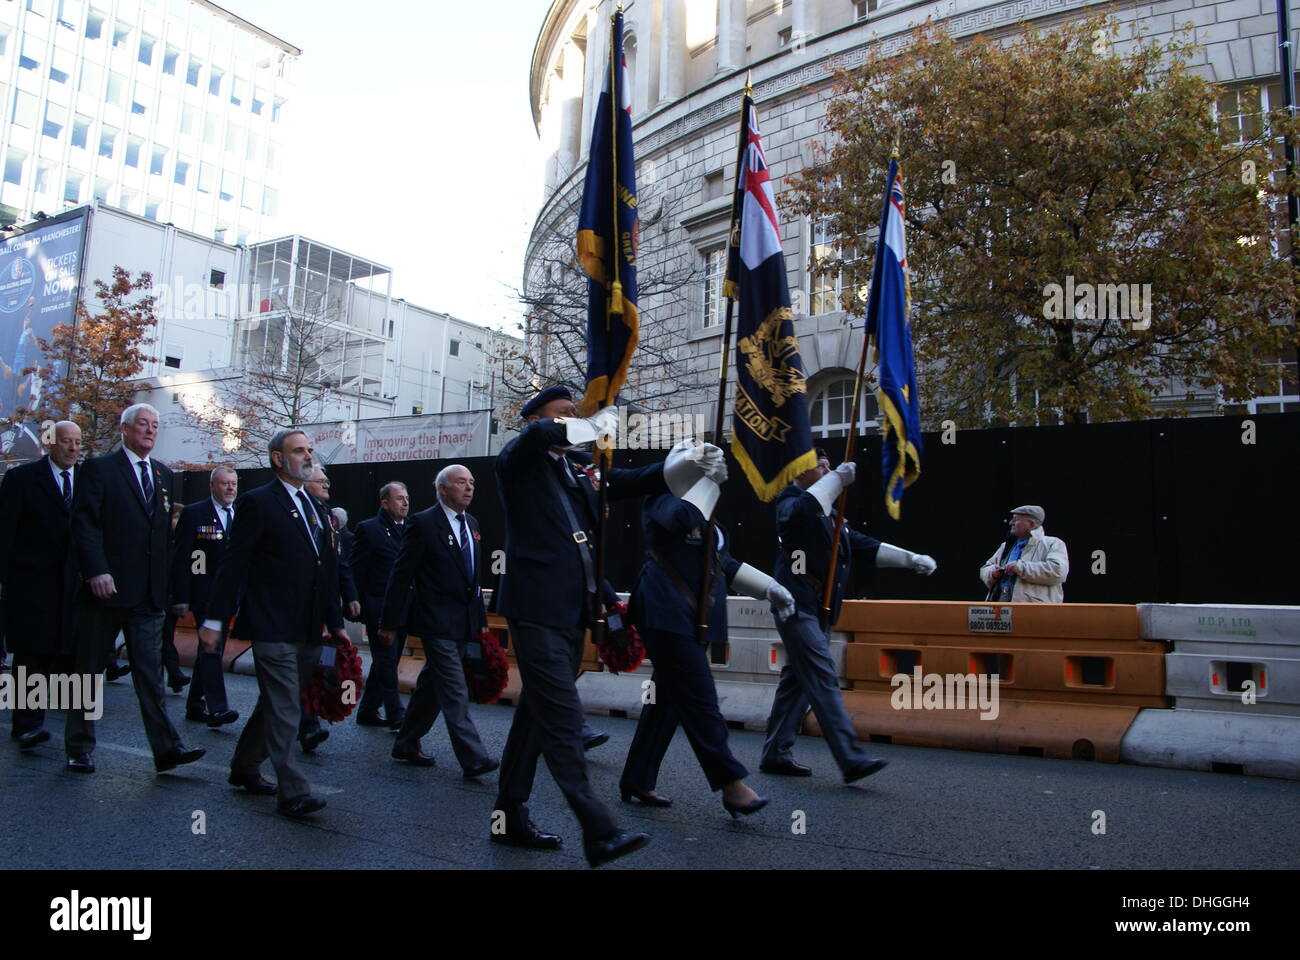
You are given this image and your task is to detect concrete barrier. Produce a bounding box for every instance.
[1121,604,1300,779]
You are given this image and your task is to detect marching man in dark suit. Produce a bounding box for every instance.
[66,403,204,774]
[352,481,410,729]
[379,466,497,777]
[760,453,934,783]
[491,385,722,867]
[0,420,83,750]
[199,429,347,818]
[171,466,240,728]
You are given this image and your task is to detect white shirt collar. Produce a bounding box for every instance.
[212,497,233,519]
[48,456,74,485]
[280,477,308,502]
[123,446,150,471]
[440,500,466,528]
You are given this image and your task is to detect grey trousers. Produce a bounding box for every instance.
[394,632,490,771]
[761,608,870,775]
[231,640,319,802]
[66,603,181,760]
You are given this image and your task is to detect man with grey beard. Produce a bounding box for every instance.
[200,429,348,819]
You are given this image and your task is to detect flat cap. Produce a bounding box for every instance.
[1009,504,1045,524]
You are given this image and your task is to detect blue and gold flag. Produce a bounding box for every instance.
[575,10,638,416]
[727,94,816,501]
[864,156,922,519]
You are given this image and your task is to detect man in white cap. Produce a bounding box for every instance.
[980,505,1069,603]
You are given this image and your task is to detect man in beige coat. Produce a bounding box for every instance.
[980,505,1068,602]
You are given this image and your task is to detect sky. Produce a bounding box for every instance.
[222,0,551,335]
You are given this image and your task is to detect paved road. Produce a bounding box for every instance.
[2,670,1297,870]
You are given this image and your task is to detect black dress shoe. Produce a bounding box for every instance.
[491,821,562,850]
[355,714,387,727]
[206,709,239,728]
[185,707,213,723]
[104,662,131,682]
[66,754,95,773]
[301,729,329,753]
[277,795,326,819]
[844,758,888,783]
[760,758,813,777]
[582,732,610,751]
[463,759,499,779]
[620,785,672,807]
[584,831,650,868]
[155,746,206,773]
[723,794,770,819]
[168,674,191,693]
[18,729,51,751]
[392,747,436,767]
[228,770,277,795]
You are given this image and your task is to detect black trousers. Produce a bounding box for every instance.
[185,606,229,715]
[620,628,747,793]
[160,613,184,683]
[495,619,617,841]
[66,601,182,760]
[357,600,405,722]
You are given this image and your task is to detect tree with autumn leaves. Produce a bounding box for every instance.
[791,15,1296,426]
[15,266,157,456]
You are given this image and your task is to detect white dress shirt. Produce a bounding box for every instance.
[48,457,74,501]
[122,446,153,501]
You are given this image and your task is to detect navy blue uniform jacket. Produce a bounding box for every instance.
[773,483,880,624]
[630,493,741,645]
[495,418,666,629]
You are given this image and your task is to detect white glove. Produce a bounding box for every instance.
[664,439,718,498]
[876,543,937,575]
[766,580,796,622]
[561,405,618,447]
[680,476,720,518]
[731,563,795,621]
[807,461,855,516]
[705,458,727,484]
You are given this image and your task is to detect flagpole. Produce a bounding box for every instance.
[592,7,622,647]
[820,147,897,631]
[696,77,752,648]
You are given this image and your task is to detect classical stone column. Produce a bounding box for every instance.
[717,0,744,74]
[657,0,685,105]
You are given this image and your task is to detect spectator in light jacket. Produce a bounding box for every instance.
[980,505,1068,603]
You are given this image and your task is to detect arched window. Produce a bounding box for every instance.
[809,374,878,439]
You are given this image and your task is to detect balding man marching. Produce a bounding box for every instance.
[0,421,83,750]
[379,465,496,777]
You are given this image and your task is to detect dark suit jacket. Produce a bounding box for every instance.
[495,418,666,628]
[773,483,881,623]
[205,480,344,645]
[379,505,485,642]
[71,449,175,610]
[0,457,80,655]
[170,498,233,617]
[350,511,406,614]
[630,494,741,645]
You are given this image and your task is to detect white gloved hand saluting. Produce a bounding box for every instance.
[807,461,856,516]
[560,405,619,448]
[665,439,725,497]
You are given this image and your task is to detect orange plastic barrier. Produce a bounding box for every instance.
[803,600,1171,762]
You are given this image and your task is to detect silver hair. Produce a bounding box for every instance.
[379,481,407,502]
[330,506,348,527]
[210,465,237,482]
[119,402,160,426]
[434,464,469,504]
